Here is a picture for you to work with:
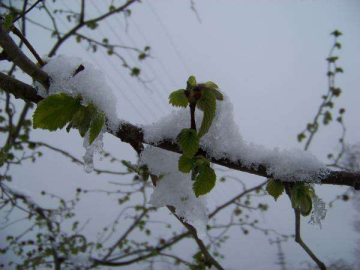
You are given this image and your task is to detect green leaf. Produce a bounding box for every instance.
[203,81,219,90]
[299,195,313,216]
[187,76,197,90]
[193,165,216,197]
[169,89,189,108]
[291,184,315,216]
[178,155,194,173]
[331,30,342,37]
[323,111,332,125]
[194,155,210,167]
[335,67,344,73]
[177,128,199,157]
[2,15,13,31]
[326,56,339,63]
[33,93,81,131]
[72,106,92,137]
[266,179,284,201]
[197,91,216,138]
[89,111,105,144]
[131,67,140,76]
[208,88,224,101]
[2,14,14,31]
[335,42,342,49]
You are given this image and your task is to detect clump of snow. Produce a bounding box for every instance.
[83,130,105,173]
[34,55,120,173]
[68,253,92,270]
[308,196,327,229]
[35,55,120,131]
[143,94,329,183]
[140,146,208,239]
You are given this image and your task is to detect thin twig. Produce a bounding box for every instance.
[293,209,327,270]
[13,0,43,23]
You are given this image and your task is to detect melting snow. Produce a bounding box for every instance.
[34,55,120,173]
[144,94,329,183]
[140,146,209,239]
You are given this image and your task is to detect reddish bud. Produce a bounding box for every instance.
[194,92,202,100]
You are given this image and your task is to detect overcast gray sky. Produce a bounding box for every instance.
[1,0,360,269]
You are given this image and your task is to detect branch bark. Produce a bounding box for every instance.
[0,24,48,89]
[0,74,360,190]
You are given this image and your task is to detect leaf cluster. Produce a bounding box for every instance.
[33,93,104,144]
[168,76,225,197]
[266,180,316,217]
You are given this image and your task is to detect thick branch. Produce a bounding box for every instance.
[0,72,43,103]
[1,74,360,190]
[0,25,48,88]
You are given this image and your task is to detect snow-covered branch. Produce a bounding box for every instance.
[0,72,359,190]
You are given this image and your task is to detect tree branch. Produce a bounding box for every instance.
[0,73,359,190]
[294,209,326,270]
[13,0,43,23]
[0,24,48,88]
[47,0,138,57]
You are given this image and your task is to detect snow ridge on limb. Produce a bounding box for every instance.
[0,62,359,189]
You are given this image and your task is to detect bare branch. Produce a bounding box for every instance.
[0,25,48,88]
[13,0,43,23]
[294,209,327,270]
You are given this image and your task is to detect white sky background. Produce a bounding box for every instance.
[1,0,360,269]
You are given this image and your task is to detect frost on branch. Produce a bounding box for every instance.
[34,55,120,173]
[144,95,329,183]
[140,146,209,239]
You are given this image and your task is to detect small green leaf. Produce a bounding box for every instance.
[187,76,197,90]
[2,14,14,31]
[131,67,140,76]
[323,111,332,125]
[178,155,194,173]
[331,30,342,37]
[266,179,284,201]
[330,87,341,97]
[138,53,147,60]
[335,67,344,73]
[33,93,81,131]
[194,155,210,167]
[193,165,216,197]
[208,88,224,101]
[177,128,199,157]
[203,81,219,90]
[169,89,189,108]
[326,56,339,63]
[197,91,216,138]
[299,195,313,216]
[89,111,105,144]
[291,184,315,216]
[334,42,342,49]
[71,105,94,137]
